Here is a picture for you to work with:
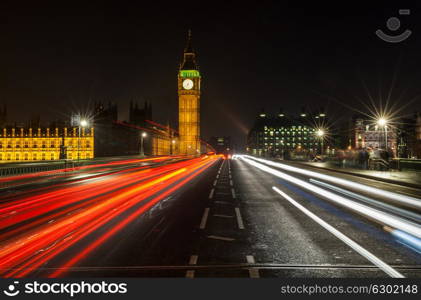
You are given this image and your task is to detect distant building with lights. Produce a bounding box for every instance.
[352,116,398,157]
[247,109,329,157]
[208,136,231,154]
[354,117,397,150]
[93,101,175,157]
[0,126,94,162]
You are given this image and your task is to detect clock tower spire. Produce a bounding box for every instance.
[178,30,201,155]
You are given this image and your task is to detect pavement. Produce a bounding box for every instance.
[0,155,420,278]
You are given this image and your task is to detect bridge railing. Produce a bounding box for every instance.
[0,161,73,177]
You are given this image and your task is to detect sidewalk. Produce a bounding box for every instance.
[287,161,421,189]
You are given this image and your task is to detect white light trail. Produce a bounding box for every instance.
[272,186,404,278]
[243,155,421,211]
[240,156,421,238]
[310,179,421,223]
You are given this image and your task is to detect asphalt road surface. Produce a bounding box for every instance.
[0,155,420,278]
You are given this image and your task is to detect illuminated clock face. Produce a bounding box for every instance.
[182,79,194,90]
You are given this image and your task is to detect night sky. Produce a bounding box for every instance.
[1,1,421,148]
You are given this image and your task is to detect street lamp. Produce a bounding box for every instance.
[80,119,88,127]
[78,119,88,162]
[377,118,388,150]
[377,118,387,127]
[171,139,176,155]
[316,129,325,155]
[140,132,147,157]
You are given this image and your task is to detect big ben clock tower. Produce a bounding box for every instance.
[178,30,201,155]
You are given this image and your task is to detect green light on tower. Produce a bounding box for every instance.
[180,70,200,78]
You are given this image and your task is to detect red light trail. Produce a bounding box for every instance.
[0,155,219,277]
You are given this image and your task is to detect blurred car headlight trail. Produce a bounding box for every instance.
[240,156,421,239]
[310,179,421,223]
[384,226,421,255]
[0,155,219,277]
[242,155,421,211]
[272,186,404,278]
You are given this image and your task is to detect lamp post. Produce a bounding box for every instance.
[171,139,176,155]
[377,118,388,150]
[316,129,325,156]
[140,132,147,157]
[78,119,88,162]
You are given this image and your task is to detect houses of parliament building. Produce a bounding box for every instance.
[0,32,208,163]
[0,107,94,162]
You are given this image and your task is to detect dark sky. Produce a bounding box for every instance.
[1,1,421,148]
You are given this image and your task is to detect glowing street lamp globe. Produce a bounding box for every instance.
[316,129,325,137]
[80,119,88,127]
[377,118,387,127]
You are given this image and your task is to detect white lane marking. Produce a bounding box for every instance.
[229,175,232,179]
[246,255,260,278]
[235,207,245,229]
[199,208,210,229]
[216,174,219,179]
[231,188,236,199]
[207,235,235,241]
[189,254,198,265]
[185,255,198,278]
[214,200,231,205]
[213,214,234,218]
[208,189,215,199]
[272,186,404,278]
[213,180,217,186]
[246,255,255,263]
[241,156,421,239]
[230,180,233,186]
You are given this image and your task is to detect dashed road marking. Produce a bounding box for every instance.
[189,255,198,265]
[185,270,195,278]
[208,189,215,199]
[215,192,231,196]
[185,255,198,278]
[246,255,255,263]
[246,255,260,278]
[235,207,245,229]
[231,188,236,199]
[230,180,233,186]
[199,208,210,229]
[213,214,234,218]
[213,180,217,186]
[214,200,231,205]
[207,235,235,241]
